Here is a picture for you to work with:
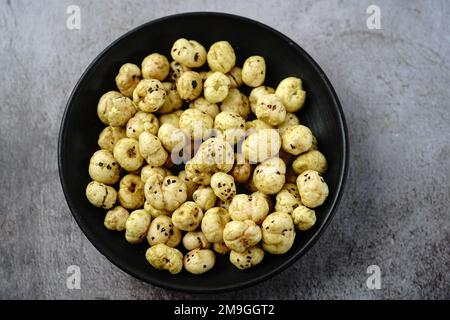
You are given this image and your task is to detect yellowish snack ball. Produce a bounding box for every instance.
[292,150,328,175]
[113,138,144,171]
[249,86,275,114]
[141,165,170,183]
[179,108,214,140]
[253,157,286,195]
[97,91,136,127]
[296,170,329,208]
[262,212,295,254]
[167,60,191,82]
[201,207,230,243]
[118,174,145,210]
[86,181,117,209]
[245,119,273,132]
[192,186,216,211]
[207,41,236,73]
[213,242,231,255]
[125,209,151,244]
[210,172,236,202]
[242,56,266,87]
[147,215,182,247]
[275,77,306,112]
[182,231,211,250]
[230,153,252,184]
[178,170,198,200]
[126,111,159,139]
[214,111,246,145]
[115,63,141,97]
[88,149,121,185]
[141,53,170,81]
[172,201,203,232]
[275,183,302,214]
[144,200,169,218]
[104,206,129,231]
[159,110,183,127]
[253,190,273,211]
[97,91,123,125]
[220,88,250,119]
[138,132,168,167]
[144,175,187,212]
[216,198,231,210]
[203,72,230,104]
[230,246,264,270]
[189,97,220,118]
[277,112,300,135]
[223,220,262,253]
[192,137,234,173]
[227,66,243,88]
[228,193,269,225]
[281,124,313,156]
[184,249,216,274]
[157,123,189,152]
[145,244,183,274]
[185,160,212,185]
[98,126,126,153]
[242,128,281,164]
[171,38,207,68]
[133,79,166,112]
[255,94,287,126]
[158,82,183,114]
[292,205,317,231]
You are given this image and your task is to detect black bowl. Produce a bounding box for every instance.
[58,12,348,293]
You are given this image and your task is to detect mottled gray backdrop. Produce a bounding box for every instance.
[0,0,448,299]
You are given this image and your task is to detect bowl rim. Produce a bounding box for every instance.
[58,11,349,294]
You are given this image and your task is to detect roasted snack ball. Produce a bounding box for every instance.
[262,212,295,254]
[113,138,144,171]
[144,200,169,218]
[292,150,328,175]
[167,61,191,82]
[115,63,141,97]
[172,201,203,232]
[97,91,136,127]
[296,170,329,208]
[213,242,231,255]
[179,108,214,140]
[275,183,302,214]
[141,53,170,81]
[98,126,126,152]
[242,56,266,87]
[138,132,168,167]
[281,124,313,156]
[201,207,231,243]
[223,220,262,253]
[145,175,187,212]
[184,249,216,274]
[104,206,129,231]
[133,79,166,112]
[253,157,286,195]
[157,123,188,152]
[216,198,231,210]
[214,111,246,145]
[245,119,273,131]
[189,97,220,118]
[210,172,236,202]
[277,112,300,135]
[147,215,181,247]
[203,72,230,103]
[193,137,234,173]
[159,110,183,127]
[230,154,252,184]
[192,186,216,211]
[182,231,211,250]
[185,160,212,185]
[207,41,236,73]
[229,193,269,225]
[118,174,145,210]
[292,205,317,231]
[89,150,121,185]
[255,94,287,126]
[227,66,243,88]
[253,191,273,212]
[220,88,250,119]
[125,209,151,244]
[242,128,281,164]
[275,77,306,112]
[86,181,117,209]
[145,244,183,274]
[97,91,123,125]
[171,38,207,68]
[178,170,198,200]
[141,165,169,183]
[249,86,275,113]
[157,82,183,114]
[230,246,265,270]
[126,111,159,139]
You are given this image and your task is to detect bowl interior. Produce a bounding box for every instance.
[59,12,347,293]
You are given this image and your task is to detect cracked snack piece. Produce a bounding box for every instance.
[261,212,295,254]
[223,220,262,253]
[178,170,198,200]
[184,249,216,274]
[249,86,275,114]
[275,183,302,214]
[138,132,168,167]
[141,53,170,81]
[242,56,266,87]
[86,181,117,209]
[115,63,141,97]
[192,186,216,211]
[281,124,313,156]
[296,170,329,208]
[88,149,121,185]
[182,231,211,250]
[140,165,170,184]
[292,150,328,175]
[275,77,306,112]
[147,215,181,247]
[253,157,286,195]
[255,93,287,126]
[292,205,317,231]
[171,38,207,68]
[207,41,236,74]
[167,61,190,82]
[226,66,243,88]
[230,246,264,270]
[210,172,236,202]
[201,207,231,243]
[145,244,183,274]
[104,206,129,231]
[125,209,151,244]
[133,79,166,112]
[228,193,269,225]
[113,138,144,172]
[171,201,204,232]
[144,175,187,212]
[118,174,145,210]
[204,72,231,103]
[158,82,183,114]
[126,111,159,139]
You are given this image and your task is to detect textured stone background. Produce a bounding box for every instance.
[0,0,448,299]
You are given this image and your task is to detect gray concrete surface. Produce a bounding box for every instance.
[0,0,449,300]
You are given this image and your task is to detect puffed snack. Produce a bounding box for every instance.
[275,183,302,214]
[292,205,317,231]
[249,86,275,114]
[253,157,286,195]
[191,137,234,173]
[214,111,246,145]
[230,153,252,184]
[292,150,328,175]
[88,149,121,185]
[133,79,166,112]
[255,94,287,126]
[171,38,207,68]
[226,66,243,88]
[213,242,231,255]
[176,71,203,101]
[184,249,216,274]
[223,220,262,253]
[115,63,141,97]
[189,97,220,118]
[86,181,117,209]
[203,72,231,103]
[201,207,231,243]
[125,209,151,244]
[220,88,250,119]
[144,200,169,218]
[178,170,198,200]
[242,128,281,164]
[210,172,236,202]
[159,109,183,127]
[281,124,313,156]
[138,132,168,167]
[275,77,306,112]
[126,111,159,139]
[242,56,266,87]
[277,112,300,135]
[147,215,182,247]
[157,122,188,152]
[179,108,214,140]
[144,174,187,212]
[98,126,126,152]
[113,138,144,172]
[296,170,329,208]
[117,174,145,210]
[104,206,129,231]
[185,160,212,185]
[192,186,216,211]
[261,212,295,254]
[97,92,136,127]
[171,201,203,232]
[228,193,269,225]
[158,82,183,114]
[167,61,190,82]
[141,165,170,183]
[141,53,170,81]
[145,244,183,274]
[207,41,236,74]
[230,246,265,270]
[182,231,211,250]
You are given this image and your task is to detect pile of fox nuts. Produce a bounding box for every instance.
[86,38,329,275]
